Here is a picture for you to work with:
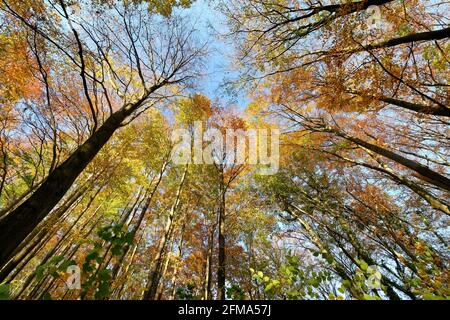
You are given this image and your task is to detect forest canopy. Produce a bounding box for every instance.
[0,0,448,301]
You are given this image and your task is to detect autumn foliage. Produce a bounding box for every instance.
[0,0,448,301]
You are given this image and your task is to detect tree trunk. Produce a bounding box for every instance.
[217,176,226,300]
[0,178,102,282]
[143,164,188,300]
[168,219,187,300]
[0,83,164,268]
[380,97,450,117]
[330,128,450,192]
[110,158,169,281]
[203,224,214,300]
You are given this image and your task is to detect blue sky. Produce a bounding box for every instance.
[178,0,250,109]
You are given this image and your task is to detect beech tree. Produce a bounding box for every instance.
[0,0,448,301]
[0,0,204,267]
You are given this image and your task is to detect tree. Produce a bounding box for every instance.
[0,0,448,301]
[0,0,204,268]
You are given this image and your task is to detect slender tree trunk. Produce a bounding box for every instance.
[15,205,103,299]
[365,27,450,51]
[203,224,214,300]
[4,177,90,260]
[26,242,75,300]
[285,205,364,299]
[110,158,170,282]
[217,174,226,300]
[0,179,101,282]
[168,219,187,300]
[143,164,188,300]
[79,191,144,300]
[113,243,138,299]
[156,250,172,300]
[341,28,450,59]
[0,203,74,283]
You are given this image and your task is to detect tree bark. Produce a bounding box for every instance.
[143,164,188,300]
[203,224,214,300]
[217,172,226,300]
[329,128,450,192]
[365,27,450,51]
[0,83,165,268]
[378,97,450,117]
[110,158,169,281]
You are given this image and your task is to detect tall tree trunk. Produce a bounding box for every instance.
[0,179,102,282]
[217,173,226,300]
[0,83,165,268]
[113,243,138,299]
[168,218,187,300]
[15,205,103,299]
[4,177,90,260]
[143,164,188,300]
[0,199,77,283]
[110,158,170,282]
[156,250,172,300]
[327,127,450,191]
[285,205,364,299]
[79,191,145,300]
[203,223,214,300]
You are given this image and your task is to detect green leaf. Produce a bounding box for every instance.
[98,269,112,282]
[341,280,351,288]
[422,293,445,300]
[362,294,379,300]
[40,292,52,300]
[58,259,77,272]
[265,283,274,292]
[35,265,46,281]
[111,245,123,256]
[0,283,11,300]
[124,232,134,245]
[359,260,368,272]
[95,281,110,299]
